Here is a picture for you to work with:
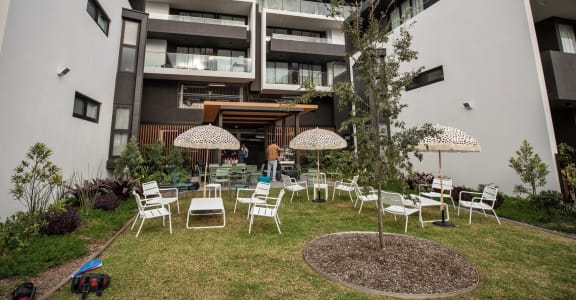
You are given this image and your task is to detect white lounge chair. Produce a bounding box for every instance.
[131,191,172,237]
[281,174,309,202]
[458,185,501,225]
[381,191,419,232]
[332,175,359,202]
[249,189,286,234]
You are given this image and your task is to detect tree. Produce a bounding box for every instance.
[296,1,437,248]
[509,139,549,197]
[10,143,63,225]
[113,137,146,180]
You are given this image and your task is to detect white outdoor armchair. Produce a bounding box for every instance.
[381,191,419,232]
[234,181,271,218]
[354,185,378,214]
[458,185,501,225]
[142,180,180,214]
[249,189,286,234]
[131,191,172,238]
[281,174,309,202]
[420,177,455,209]
[332,175,359,202]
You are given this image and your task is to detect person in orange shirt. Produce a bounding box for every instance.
[266,140,283,181]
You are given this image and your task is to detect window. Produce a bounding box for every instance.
[119,20,139,72]
[559,23,576,54]
[406,66,444,91]
[111,107,131,156]
[86,0,110,35]
[387,0,439,30]
[73,92,100,123]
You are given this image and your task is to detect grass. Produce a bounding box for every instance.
[50,189,576,299]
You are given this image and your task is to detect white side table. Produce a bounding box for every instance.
[205,183,222,198]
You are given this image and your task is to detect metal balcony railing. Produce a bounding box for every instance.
[145,52,252,73]
[148,13,247,27]
[266,0,351,18]
[270,33,344,45]
[266,69,330,87]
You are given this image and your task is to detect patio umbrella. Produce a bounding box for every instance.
[415,124,481,227]
[289,127,347,202]
[174,124,240,197]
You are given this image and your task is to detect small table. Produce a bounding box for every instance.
[411,195,449,226]
[205,183,222,198]
[186,197,226,229]
[312,183,329,202]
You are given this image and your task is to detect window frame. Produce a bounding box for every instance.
[406,65,444,91]
[86,0,110,35]
[73,92,101,123]
[110,106,132,157]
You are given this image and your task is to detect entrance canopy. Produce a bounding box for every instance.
[202,101,318,125]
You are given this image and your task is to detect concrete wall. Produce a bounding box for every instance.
[0,0,130,219]
[383,0,560,194]
[0,0,9,54]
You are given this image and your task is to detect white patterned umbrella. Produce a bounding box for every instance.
[415,124,481,226]
[290,127,347,201]
[174,124,239,196]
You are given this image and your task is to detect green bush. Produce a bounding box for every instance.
[531,190,563,215]
[114,137,146,179]
[0,212,39,256]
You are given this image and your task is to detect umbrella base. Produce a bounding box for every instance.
[432,220,454,227]
[312,198,327,203]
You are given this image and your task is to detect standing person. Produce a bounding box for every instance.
[238,144,248,163]
[266,140,283,181]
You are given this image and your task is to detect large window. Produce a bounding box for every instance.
[87,0,110,35]
[73,92,100,123]
[119,20,139,72]
[406,66,444,91]
[387,0,438,31]
[111,107,131,156]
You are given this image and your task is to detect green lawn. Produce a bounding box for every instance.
[49,189,576,299]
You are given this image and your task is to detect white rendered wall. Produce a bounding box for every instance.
[388,0,560,194]
[0,0,130,219]
[145,2,169,14]
[0,0,10,54]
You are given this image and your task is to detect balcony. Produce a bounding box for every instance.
[268,33,346,63]
[144,52,253,83]
[266,0,351,18]
[148,13,247,28]
[540,50,576,105]
[263,69,333,94]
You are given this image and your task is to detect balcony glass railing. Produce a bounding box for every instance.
[266,69,330,87]
[266,0,351,18]
[148,13,247,27]
[145,52,252,73]
[271,33,344,45]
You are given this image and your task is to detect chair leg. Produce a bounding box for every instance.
[168,214,172,234]
[176,199,180,214]
[332,188,336,201]
[136,218,146,238]
[305,188,309,201]
[358,201,364,214]
[249,213,254,234]
[233,200,238,213]
[493,210,502,225]
[290,191,295,203]
[404,215,409,232]
[131,213,139,230]
[275,215,282,234]
[468,206,473,224]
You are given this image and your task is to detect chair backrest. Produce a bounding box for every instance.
[230,164,245,174]
[281,174,292,187]
[133,191,146,212]
[142,181,160,198]
[246,164,257,173]
[253,181,271,198]
[351,175,359,185]
[431,178,453,193]
[215,168,230,178]
[270,189,286,210]
[481,185,498,207]
[380,191,412,211]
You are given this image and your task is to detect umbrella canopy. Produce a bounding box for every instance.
[174,124,239,196]
[290,127,347,201]
[415,124,481,226]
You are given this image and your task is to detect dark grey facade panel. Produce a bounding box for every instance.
[141,80,203,124]
[270,39,345,61]
[147,19,249,41]
[541,51,576,102]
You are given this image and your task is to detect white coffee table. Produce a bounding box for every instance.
[411,195,450,226]
[186,197,226,229]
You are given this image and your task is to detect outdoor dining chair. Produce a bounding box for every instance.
[234,181,271,218]
[142,180,180,214]
[281,174,309,202]
[249,189,286,234]
[381,191,419,232]
[354,185,378,214]
[458,185,501,225]
[131,191,172,238]
[420,177,455,209]
[332,175,359,202]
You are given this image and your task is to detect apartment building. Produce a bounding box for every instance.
[0,0,573,218]
[358,0,575,193]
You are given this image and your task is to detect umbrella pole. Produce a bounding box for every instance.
[314,150,324,202]
[433,151,454,227]
[203,148,209,197]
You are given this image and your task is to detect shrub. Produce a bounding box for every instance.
[509,140,549,197]
[0,212,39,256]
[10,143,64,226]
[68,178,108,211]
[114,136,146,180]
[94,193,120,211]
[106,175,138,201]
[40,202,81,235]
[531,190,563,215]
[404,172,434,190]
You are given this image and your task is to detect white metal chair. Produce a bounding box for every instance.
[354,185,378,214]
[458,185,501,225]
[142,181,180,214]
[332,175,359,202]
[234,181,271,218]
[381,191,419,232]
[249,189,286,234]
[281,174,309,202]
[420,178,455,209]
[131,191,172,237]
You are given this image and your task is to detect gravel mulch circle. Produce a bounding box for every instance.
[303,232,479,298]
